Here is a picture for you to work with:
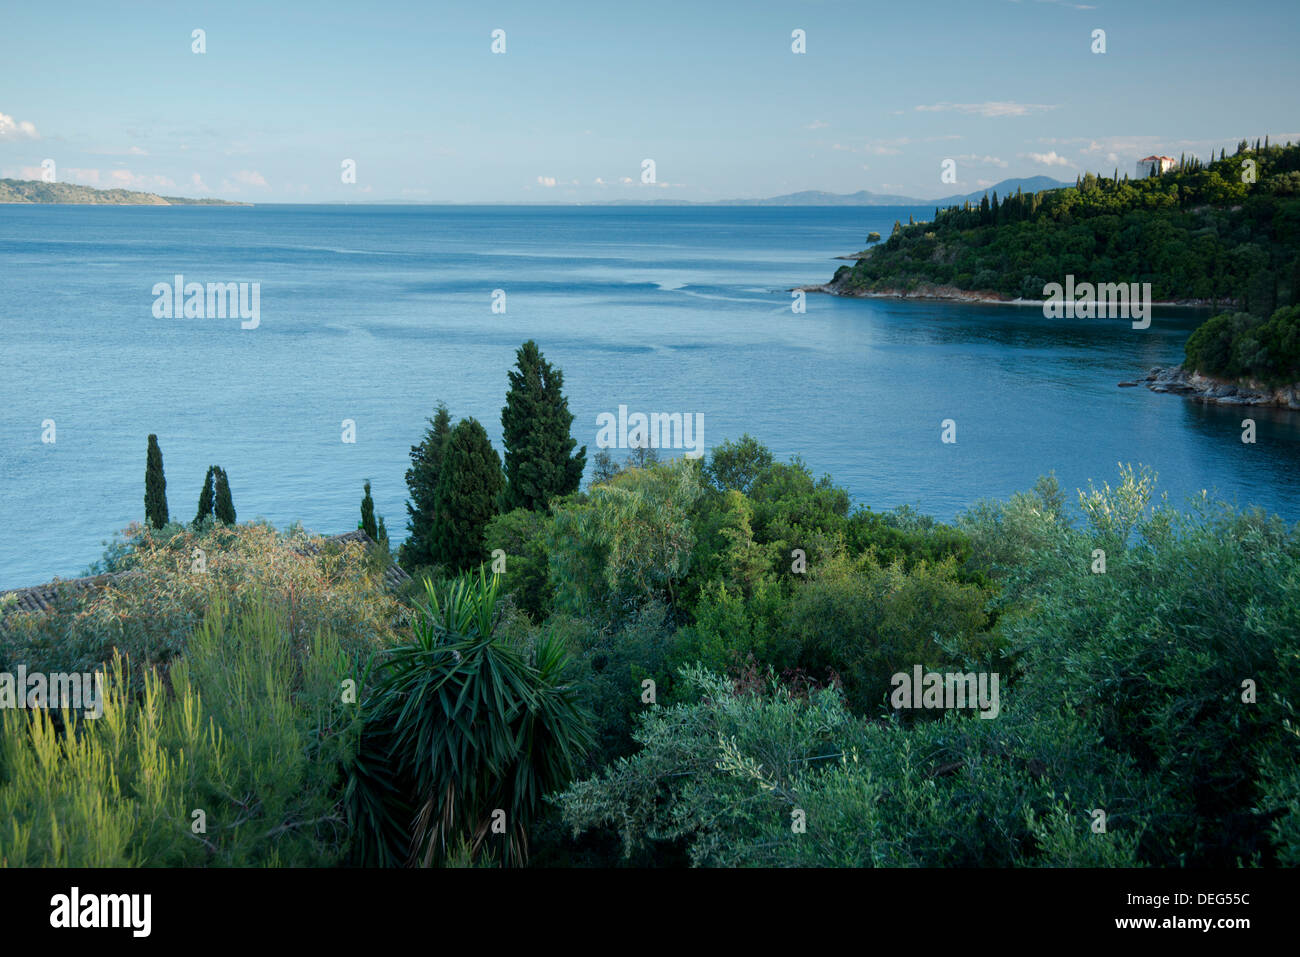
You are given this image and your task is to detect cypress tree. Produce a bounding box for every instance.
[402,402,453,570]
[360,480,378,540]
[144,434,169,529]
[214,467,236,524]
[500,340,586,512]
[431,418,504,573]
[376,516,389,549]
[194,465,216,526]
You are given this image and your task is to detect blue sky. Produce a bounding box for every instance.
[1,0,1297,202]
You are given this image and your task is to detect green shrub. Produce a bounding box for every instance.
[0,522,406,679]
[485,507,554,621]
[0,597,360,866]
[345,570,593,867]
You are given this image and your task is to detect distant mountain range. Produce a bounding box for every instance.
[1,175,1071,208]
[594,177,1072,207]
[0,179,248,206]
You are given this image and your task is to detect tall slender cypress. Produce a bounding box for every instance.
[214,467,236,524]
[431,418,504,572]
[194,466,216,526]
[402,402,453,570]
[144,434,169,529]
[360,480,378,540]
[500,340,586,512]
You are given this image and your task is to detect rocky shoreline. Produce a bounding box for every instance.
[799,281,1038,305]
[1123,367,1300,410]
[800,278,1225,309]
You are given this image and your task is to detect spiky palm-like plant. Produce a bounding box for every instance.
[346,567,592,867]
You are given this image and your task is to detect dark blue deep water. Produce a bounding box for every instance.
[2,204,1297,588]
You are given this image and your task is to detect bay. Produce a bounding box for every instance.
[1,203,1297,589]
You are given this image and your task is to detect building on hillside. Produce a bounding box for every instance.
[1136,155,1177,178]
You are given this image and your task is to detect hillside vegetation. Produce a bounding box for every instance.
[832,139,1300,309]
[0,178,247,206]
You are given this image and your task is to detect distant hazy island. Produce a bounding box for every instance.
[0,178,249,206]
[812,138,1300,408]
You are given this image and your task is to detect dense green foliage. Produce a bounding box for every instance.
[501,340,586,511]
[144,434,168,529]
[401,403,452,571]
[345,571,592,866]
[194,466,216,527]
[213,466,235,524]
[431,418,505,573]
[0,522,406,678]
[6,343,1297,868]
[554,463,1300,867]
[1184,304,1300,383]
[0,598,361,866]
[360,480,377,540]
[835,141,1300,306]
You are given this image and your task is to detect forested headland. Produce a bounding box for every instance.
[826,139,1300,390]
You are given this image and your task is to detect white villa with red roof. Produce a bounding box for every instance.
[1136,155,1177,178]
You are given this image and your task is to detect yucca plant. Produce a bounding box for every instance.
[346,567,592,867]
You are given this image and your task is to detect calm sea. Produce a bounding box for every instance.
[1,204,1297,589]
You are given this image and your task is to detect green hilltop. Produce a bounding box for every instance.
[831,137,1300,309]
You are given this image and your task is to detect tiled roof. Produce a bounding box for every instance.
[0,531,411,624]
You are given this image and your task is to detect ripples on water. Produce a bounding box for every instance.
[0,204,1296,587]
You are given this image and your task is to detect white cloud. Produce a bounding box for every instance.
[108,169,178,189]
[805,120,829,130]
[233,169,268,187]
[90,145,150,157]
[0,112,39,139]
[916,101,1058,118]
[955,154,1009,168]
[190,173,210,193]
[536,175,557,187]
[1024,150,1073,167]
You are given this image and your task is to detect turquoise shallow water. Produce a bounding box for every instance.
[1,203,1297,589]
